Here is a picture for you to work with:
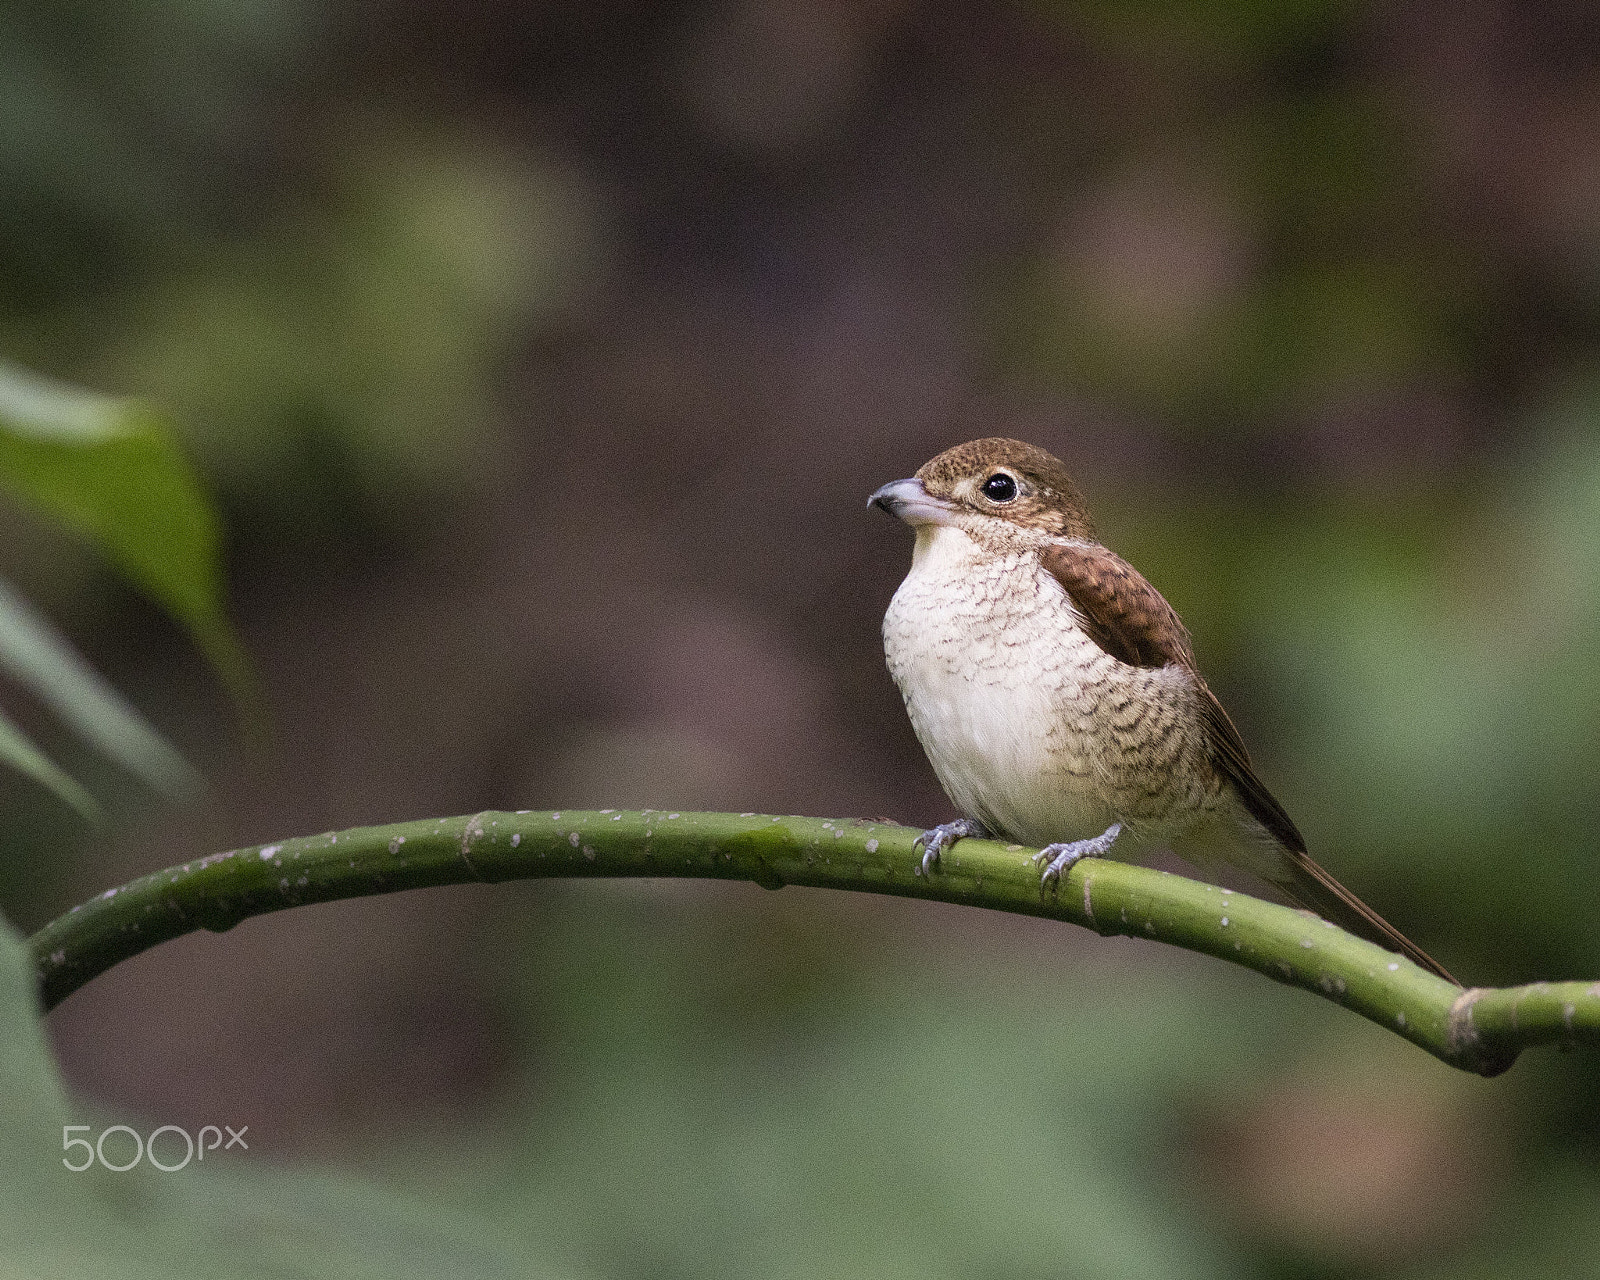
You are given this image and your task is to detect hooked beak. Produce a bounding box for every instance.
[867,477,959,526]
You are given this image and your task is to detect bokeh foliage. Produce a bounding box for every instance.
[0,364,237,817]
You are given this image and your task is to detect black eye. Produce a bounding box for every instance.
[981,473,1018,503]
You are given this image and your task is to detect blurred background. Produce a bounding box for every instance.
[5,0,1600,1274]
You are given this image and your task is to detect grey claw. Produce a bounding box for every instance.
[913,818,987,876]
[1033,822,1123,897]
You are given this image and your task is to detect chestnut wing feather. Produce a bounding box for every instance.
[1037,542,1457,985]
[1037,542,1304,852]
[1037,542,1195,670]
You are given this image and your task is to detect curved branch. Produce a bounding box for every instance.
[26,809,1585,1075]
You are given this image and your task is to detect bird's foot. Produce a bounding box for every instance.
[1032,822,1123,897]
[913,818,989,877]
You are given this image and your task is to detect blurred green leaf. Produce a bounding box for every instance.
[0,576,202,801]
[0,361,254,717]
[0,706,97,821]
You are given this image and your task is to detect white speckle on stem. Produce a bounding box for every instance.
[583,846,595,860]
[569,833,580,847]
[259,845,280,861]
[551,813,561,821]
[1220,917,1229,927]
[668,813,680,820]
[511,833,521,848]
[1387,962,1400,971]
[1301,939,1314,949]
[1396,1011,1407,1028]
[388,836,406,854]
[865,839,879,853]
[101,889,116,899]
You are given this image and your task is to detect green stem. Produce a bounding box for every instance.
[26,809,1579,1075]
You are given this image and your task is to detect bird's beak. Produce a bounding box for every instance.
[868,477,959,526]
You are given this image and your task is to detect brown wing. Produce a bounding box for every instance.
[1039,542,1458,984]
[1038,542,1303,847]
[1037,542,1197,670]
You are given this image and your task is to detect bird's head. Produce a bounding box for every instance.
[868,438,1097,542]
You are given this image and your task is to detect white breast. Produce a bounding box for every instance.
[882,524,1121,847]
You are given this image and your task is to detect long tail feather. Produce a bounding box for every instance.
[1272,848,1458,986]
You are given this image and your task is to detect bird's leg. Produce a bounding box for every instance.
[1032,822,1123,897]
[913,817,989,877]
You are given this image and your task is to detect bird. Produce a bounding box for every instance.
[869,437,1456,984]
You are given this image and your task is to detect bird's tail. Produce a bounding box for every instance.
[1270,847,1458,986]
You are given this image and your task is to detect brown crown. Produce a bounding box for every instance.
[916,438,1097,539]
